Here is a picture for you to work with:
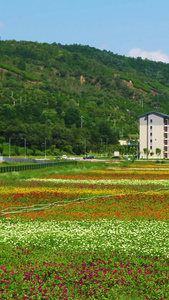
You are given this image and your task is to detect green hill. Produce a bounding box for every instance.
[0,40,169,156]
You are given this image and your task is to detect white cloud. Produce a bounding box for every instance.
[128,48,169,63]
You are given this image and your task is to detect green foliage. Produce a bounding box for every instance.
[155,148,161,157]
[1,40,169,154]
[0,62,42,81]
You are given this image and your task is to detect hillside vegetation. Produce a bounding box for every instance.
[1,40,169,156]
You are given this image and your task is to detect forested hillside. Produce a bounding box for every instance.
[1,40,169,156]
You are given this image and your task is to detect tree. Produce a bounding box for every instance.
[64,107,81,128]
[14,146,20,157]
[143,148,150,159]
[98,120,119,144]
[155,148,161,158]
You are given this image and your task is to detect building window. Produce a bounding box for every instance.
[150,126,152,130]
[150,132,152,136]
[150,139,152,143]
[150,119,152,123]
[150,146,152,150]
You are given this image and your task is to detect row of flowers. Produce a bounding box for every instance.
[1,246,169,299]
[1,192,169,221]
[0,164,169,299]
[1,219,169,255]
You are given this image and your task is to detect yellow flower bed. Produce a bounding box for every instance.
[89,169,169,174]
[0,186,133,196]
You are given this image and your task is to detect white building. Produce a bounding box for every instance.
[139,111,169,159]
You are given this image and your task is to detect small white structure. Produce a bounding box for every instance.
[139,111,169,159]
[119,140,128,146]
[114,151,120,157]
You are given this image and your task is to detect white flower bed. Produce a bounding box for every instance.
[1,219,169,256]
[28,178,169,186]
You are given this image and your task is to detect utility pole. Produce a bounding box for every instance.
[98,138,103,146]
[22,138,26,159]
[106,138,109,155]
[84,138,87,157]
[140,99,143,107]
[98,138,103,156]
[84,138,89,157]
[121,128,124,139]
[80,116,84,128]
[24,138,26,159]
[44,138,47,159]
[9,138,11,158]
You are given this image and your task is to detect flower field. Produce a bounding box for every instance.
[0,163,169,299]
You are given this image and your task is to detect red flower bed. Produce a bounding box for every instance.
[1,248,169,300]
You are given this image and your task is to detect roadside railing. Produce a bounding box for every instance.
[0,160,77,173]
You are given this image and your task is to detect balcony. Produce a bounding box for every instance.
[164,132,168,139]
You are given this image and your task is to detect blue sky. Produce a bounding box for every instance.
[1,0,169,62]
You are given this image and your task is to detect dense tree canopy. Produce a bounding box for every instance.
[0,40,169,155]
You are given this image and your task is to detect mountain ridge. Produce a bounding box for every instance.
[0,40,169,155]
